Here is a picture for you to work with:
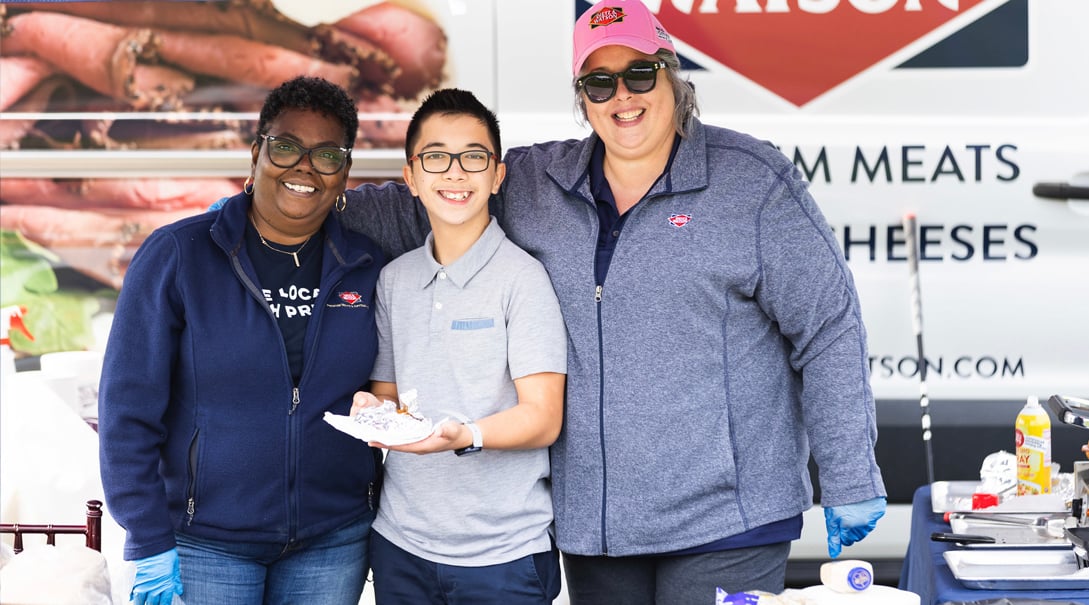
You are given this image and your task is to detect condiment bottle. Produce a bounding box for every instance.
[1015,395,1052,495]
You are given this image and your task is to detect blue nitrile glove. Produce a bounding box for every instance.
[824,497,886,558]
[131,548,183,605]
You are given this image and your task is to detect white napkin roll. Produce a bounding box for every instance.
[820,559,873,592]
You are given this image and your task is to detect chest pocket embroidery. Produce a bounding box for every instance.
[450,318,495,330]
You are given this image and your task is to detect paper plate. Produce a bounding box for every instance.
[323,401,433,446]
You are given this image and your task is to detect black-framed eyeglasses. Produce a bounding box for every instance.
[259,134,350,175]
[576,61,666,103]
[409,150,498,173]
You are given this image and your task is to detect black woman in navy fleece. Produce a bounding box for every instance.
[100,76,384,605]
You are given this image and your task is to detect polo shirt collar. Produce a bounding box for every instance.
[420,216,505,289]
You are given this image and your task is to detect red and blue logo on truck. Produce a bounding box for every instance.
[576,0,1028,106]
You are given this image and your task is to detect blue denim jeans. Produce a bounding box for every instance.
[370,531,561,605]
[175,511,375,605]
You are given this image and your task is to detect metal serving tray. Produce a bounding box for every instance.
[944,549,1089,590]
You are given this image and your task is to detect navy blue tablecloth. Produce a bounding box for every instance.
[899,484,1089,604]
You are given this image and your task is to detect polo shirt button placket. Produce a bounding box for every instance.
[436,269,447,309]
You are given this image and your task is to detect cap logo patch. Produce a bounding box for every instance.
[589,7,624,28]
[338,291,363,305]
[668,214,692,228]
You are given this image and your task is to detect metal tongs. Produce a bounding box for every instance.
[1066,527,1089,569]
[952,512,1059,527]
[1047,394,1089,429]
[950,512,1067,539]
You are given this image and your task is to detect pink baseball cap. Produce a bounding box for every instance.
[573,0,676,75]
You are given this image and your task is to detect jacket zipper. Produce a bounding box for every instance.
[584,184,662,556]
[220,227,371,541]
[229,248,309,537]
[285,276,341,538]
[185,430,200,525]
[594,283,609,555]
[229,253,304,415]
[292,276,338,413]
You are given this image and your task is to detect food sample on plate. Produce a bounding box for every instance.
[324,389,433,446]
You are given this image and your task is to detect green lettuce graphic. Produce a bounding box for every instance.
[0,229,110,355]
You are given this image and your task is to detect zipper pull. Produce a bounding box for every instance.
[290,387,300,415]
[594,285,603,303]
[186,498,195,525]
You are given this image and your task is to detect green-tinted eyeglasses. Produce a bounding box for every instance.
[409,150,497,173]
[575,61,666,103]
[260,134,350,175]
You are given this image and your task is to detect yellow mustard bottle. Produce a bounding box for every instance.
[1015,395,1052,495]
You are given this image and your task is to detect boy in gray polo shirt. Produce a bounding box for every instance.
[350,89,567,604]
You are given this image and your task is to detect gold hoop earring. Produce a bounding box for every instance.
[336,192,347,212]
[243,176,254,195]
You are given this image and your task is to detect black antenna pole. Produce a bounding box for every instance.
[903,212,935,485]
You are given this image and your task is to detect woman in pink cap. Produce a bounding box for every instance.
[342,1,887,602]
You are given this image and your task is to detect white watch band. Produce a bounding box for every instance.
[437,409,484,456]
[463,420,483,448]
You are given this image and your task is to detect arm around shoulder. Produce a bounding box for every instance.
[340,183,430,259]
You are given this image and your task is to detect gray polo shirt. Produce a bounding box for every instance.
[370,217,567,565]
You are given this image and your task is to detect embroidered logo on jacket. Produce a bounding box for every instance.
[338,292,363,305]
[668,214,692,228]
[326,291,369,309]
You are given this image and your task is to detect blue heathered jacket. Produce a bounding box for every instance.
[342,118,885,557]
[100,192,384,560]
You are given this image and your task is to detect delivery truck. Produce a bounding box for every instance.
[2,0,1087,586]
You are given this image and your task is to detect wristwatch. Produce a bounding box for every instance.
[454,419,483,456]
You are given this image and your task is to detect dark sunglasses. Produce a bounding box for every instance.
[575,61,666,103]
[259,134,350,175]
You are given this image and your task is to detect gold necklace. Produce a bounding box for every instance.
[250,215,312,267]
